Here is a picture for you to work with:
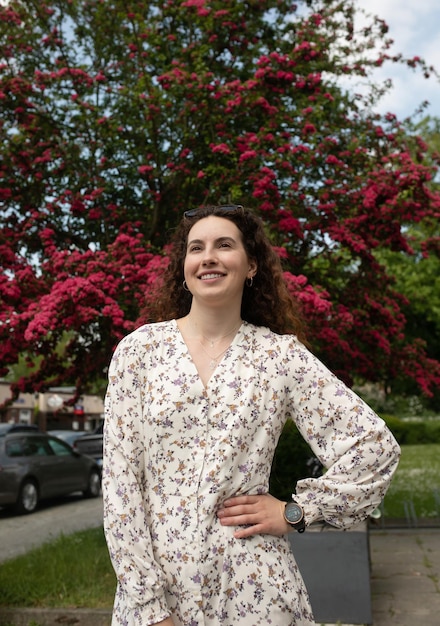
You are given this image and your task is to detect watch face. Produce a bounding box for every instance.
[285,502,303,524]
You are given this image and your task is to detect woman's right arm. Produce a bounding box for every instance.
[103,334,173,626]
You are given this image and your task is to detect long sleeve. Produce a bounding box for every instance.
[287,341,400,529]
[102,335,171,626]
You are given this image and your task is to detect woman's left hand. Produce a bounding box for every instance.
[217,493,290,539]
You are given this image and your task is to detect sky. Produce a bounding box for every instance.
[354,0,440,120]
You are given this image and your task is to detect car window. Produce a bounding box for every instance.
[24,436,52,456]
[47,437,73,456]
[5,438,26,457]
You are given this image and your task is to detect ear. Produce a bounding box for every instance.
[248,259,257,278]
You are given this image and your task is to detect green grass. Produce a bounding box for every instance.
[0,444,438,610]
[382,444,440,519]
[0,526,116,609]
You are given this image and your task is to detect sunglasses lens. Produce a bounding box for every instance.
[184,205,243,218]
[183,208,199,218]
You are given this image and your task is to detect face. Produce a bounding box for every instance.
[184,216,257,307]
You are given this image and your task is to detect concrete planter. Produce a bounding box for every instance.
[289,521,372,625]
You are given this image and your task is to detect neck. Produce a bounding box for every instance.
[184,308,242,343]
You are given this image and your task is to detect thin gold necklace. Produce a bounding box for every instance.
[198,343,231,370]
[198,322,242,348]
[195,321,242,369]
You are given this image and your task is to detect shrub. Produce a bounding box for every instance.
[381,415,440,445]
[269,420,317,501]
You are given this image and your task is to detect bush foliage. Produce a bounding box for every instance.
[381,415,440,445]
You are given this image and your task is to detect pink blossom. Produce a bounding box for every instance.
[326,155,342,165]
[278,216,303,238]
[0,188,12,200]
[211,143,231,155]
[302,122,316,134]
[273,246,288,259]
[138,164,154,174]
[40,227,55,240]
[239,150,257,162]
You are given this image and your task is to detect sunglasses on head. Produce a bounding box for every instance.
[183,204,244,218]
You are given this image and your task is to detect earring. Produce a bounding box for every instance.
[183,280,190,291]
[246,276,254,288]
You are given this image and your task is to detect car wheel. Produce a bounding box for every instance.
[15,479,39,514]
[83,469,101,498]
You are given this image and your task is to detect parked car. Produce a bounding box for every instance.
[0,430,101,514]
[73,422,103,468]
[47,429,84,448]
[0,423,40,435]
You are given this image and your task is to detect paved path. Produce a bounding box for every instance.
[369,528,440,626]
[0,494,103,563]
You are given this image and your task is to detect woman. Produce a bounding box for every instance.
[103,204,400,626]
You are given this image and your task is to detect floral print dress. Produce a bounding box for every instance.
[103,320,400,626]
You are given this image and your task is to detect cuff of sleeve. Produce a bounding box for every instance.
[292,495,322,527]
[118,587,171,626]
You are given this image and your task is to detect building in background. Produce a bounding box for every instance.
[0,382,104,432]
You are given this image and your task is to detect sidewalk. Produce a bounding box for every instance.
[369,527,440,626]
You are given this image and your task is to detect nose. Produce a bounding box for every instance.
[201,245,218,265]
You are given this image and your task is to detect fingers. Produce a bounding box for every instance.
[217,503,260,525]
[217,504,266,540]
[222,494,260,508]
[217,494,288,538]
[217,495,263,527]
[232,523,265,540]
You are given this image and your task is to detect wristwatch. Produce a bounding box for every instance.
[284,500,306,533]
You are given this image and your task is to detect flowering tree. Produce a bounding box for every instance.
[1,0,440,404]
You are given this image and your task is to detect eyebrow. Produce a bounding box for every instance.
[187,236,237,247]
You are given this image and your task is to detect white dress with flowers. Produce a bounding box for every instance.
[103,320,400,626]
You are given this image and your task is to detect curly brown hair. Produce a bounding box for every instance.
[151,205,307,341]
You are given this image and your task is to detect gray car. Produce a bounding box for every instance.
[0,430,101,514]
[47,429,84,448]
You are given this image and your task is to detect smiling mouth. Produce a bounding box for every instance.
[199,273,224,280]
